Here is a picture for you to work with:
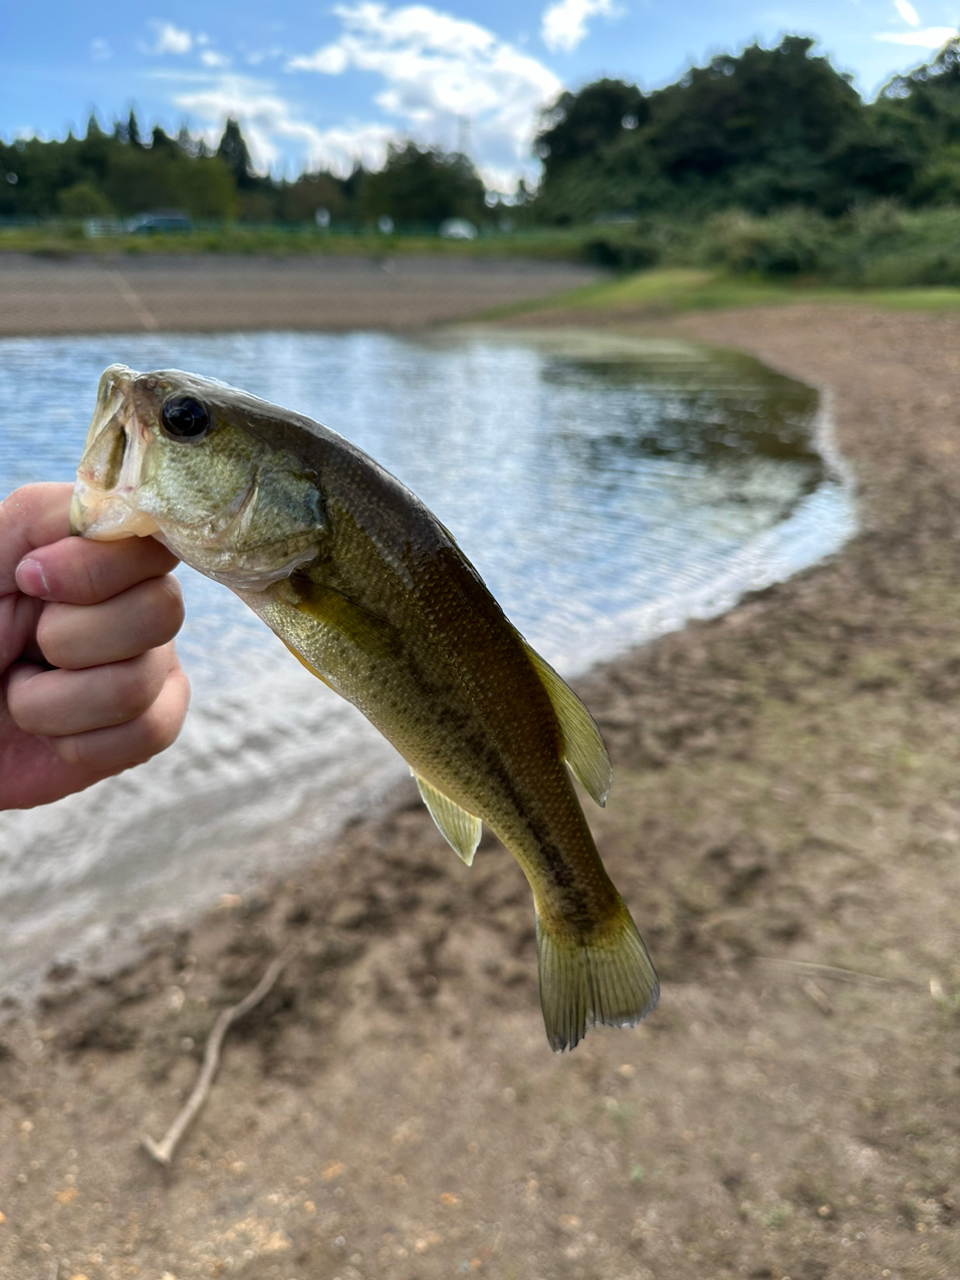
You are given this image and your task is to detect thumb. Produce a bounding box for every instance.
[0,483,73,596]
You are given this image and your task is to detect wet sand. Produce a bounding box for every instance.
[1,274,959,1279]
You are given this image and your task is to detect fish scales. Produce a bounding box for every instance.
[71,364,659,1050]
[258,486,600,914]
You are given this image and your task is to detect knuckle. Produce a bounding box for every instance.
[34,602,70,667]
[132,575,184,649]
[120,697,182,766]
[73,549,104,603]
[136,671,190,759]
[52,733,89,769]
[138,706,179,758]
[46,541,102,605]
[153,575,186,634]
[108,655,162,721]
[7,684,42,735]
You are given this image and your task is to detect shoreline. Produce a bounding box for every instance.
[2,289,960,1277]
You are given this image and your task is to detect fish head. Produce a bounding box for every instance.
[71,364,326,589]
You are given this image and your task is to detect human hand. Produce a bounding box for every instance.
[0,482,190,809]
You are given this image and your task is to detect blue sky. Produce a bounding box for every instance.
[4,0,959,193]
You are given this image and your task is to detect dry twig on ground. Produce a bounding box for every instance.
[142,946,298,1167]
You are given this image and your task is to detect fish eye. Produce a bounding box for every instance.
[161,394,210,440]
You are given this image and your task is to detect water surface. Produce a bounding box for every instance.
[0,327,854,990]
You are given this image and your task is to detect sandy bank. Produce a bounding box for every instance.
[1,299,959,1279]
[0,253,600,336]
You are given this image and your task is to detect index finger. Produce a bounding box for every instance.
[1,483,179,606]
[18,534,179,606]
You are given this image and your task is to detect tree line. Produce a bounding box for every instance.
[3,34,960,230]
[0,116,489,229]
[534,35,960,222]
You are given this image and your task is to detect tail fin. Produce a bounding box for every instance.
[536,901,659,1052]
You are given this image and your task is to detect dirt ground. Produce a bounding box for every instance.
[2,291,960,1280]
[0,253,600,336]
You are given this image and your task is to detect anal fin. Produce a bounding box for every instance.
[414,772,482,866]
[521,639,613,807]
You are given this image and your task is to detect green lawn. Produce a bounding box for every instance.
[0,223,599,261]
[481,266,960,319]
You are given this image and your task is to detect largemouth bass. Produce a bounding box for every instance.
[71,365,659,1050]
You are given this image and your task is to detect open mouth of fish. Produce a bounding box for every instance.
[70,365,162,541]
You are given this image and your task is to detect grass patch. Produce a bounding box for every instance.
[478,266,960,321]
[0,223,611,262]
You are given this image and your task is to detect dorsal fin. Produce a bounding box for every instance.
[521,640,612,807]
[413,772,482,866]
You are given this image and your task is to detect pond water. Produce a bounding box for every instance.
[0,327,855,990]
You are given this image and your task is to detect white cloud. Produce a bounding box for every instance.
[151,21,193,55]
[301,122,401,172]
[541,0,616,53]
[171,73,396,174]
[90,37,111,61]
[287,3,561,189]
[894,0,920,25]
[291,45,350,73]
[244,47,285,65]
[874,24,956,44]
[200,50,231,68]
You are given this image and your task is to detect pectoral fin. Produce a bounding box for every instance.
[521,640,613,807]
[286,574,397,662]
[414,772,482,866]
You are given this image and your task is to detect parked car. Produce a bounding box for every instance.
[125,210,194,235]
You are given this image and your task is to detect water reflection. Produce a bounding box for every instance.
[544,351,821,484]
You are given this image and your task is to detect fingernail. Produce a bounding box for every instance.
[15,557,50,597]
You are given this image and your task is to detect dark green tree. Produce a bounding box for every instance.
[150,125,178,154]
[536,79,647,179]
[873,37,960,203]
[532,35,904,220]
[359,142,486,227]
[217,118,258,189]
[127,109,143,149]
[648,38,859,188]
[57,181,113,216]
[880,36,960,139]
[276,171,350,222]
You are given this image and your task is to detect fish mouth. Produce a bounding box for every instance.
[70,364,161,541]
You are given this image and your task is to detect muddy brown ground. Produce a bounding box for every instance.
[1,289,960,1280]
